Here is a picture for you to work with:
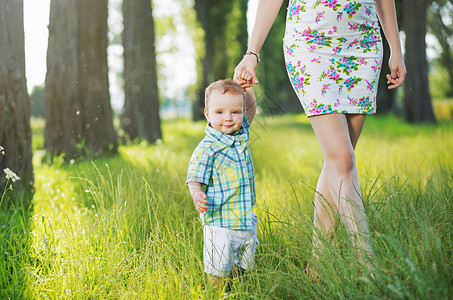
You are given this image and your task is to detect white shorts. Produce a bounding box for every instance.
[203,213,258,277]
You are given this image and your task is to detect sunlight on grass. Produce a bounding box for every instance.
[3,114,451,298]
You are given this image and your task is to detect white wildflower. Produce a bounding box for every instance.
[3,168,20,182]
[0,146,4,155]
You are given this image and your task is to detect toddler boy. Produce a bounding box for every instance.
[187,78,257,291]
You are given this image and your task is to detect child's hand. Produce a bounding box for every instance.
[235,70,253,90]
[193,191,209,213]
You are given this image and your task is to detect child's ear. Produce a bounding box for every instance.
[204,108,209,122]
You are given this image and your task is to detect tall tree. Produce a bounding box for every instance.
[0,0,34,192]
[193,0,243,121]
[122,0,162,142]
[77,0,117,155]
[225,0,249,77]
[237,1,249,60]
[401,0,436,123]
[45,0,81,158]
[45,0,117,158]
[428,1,453,97]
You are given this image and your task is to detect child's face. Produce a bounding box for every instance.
[204,92,244,135]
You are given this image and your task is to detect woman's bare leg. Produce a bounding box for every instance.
[311,167,337,254]
[309,113,373,260]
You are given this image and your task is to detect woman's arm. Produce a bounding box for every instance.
[248,0,285,55]
[234,0,285,85]
[375,0,407,89]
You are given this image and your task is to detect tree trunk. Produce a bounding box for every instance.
[429,2,453,97]
[122,0,162,143]
[45,0,82,157]
[193,0,235,121]
[0,0,34,192]
[45,0,118,158]
[238,0,249,58]
[401,0,436,123]
[77,0,117,155]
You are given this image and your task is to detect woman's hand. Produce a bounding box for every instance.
[234,54,259,89]
[386,53,406,89]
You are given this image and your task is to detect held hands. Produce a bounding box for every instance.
[386,53,407,90]
[235,70,254,91]
[234,54,259,90]
[193,190,209,213]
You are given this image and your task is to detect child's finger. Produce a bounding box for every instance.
[240,71,253,82]
[198,192,208,204]
[198,201,208,212]
[196,196,209,205]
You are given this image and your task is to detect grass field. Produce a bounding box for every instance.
[1,114,452,299]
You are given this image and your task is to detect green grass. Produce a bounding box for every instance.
[1,114,452,299]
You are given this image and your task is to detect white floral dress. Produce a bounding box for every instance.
[283,0,383,116]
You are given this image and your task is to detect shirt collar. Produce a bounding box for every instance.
[205,122,246,147]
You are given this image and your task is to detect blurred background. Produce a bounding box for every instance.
[1,0,453,190]
[24,0,453,121]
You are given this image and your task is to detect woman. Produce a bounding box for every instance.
[234,0,406,274]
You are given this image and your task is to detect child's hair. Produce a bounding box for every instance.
[205,79,244,108]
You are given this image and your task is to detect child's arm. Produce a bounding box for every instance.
[235,70,257,124]
[187,181,209,213]
[244,85,257,124]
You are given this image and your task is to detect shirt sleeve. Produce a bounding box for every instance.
[186,142,213,185]
[242,114,250,132]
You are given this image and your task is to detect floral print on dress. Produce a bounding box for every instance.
[288,1,306,21]
[321,0,341,10]
[330,57,360,75]
[286,62,312,95]
[308,100,336,115]
[302,28,333,47]
[284,0,383,116]
[343,1,362,18]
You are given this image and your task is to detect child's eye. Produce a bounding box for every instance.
[232,111,241,114]
[216,111,223,114]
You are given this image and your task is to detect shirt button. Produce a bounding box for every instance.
[238,149,242,153]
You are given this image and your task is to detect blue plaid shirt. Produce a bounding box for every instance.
[187,115,256,230]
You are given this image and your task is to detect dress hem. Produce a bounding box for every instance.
[305,111,376,118]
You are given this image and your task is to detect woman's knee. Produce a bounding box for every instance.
[325,148,356,176]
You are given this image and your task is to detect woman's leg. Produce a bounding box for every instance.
[311,167,337,254]
[346,114,366,150]
[309,113,373,258]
